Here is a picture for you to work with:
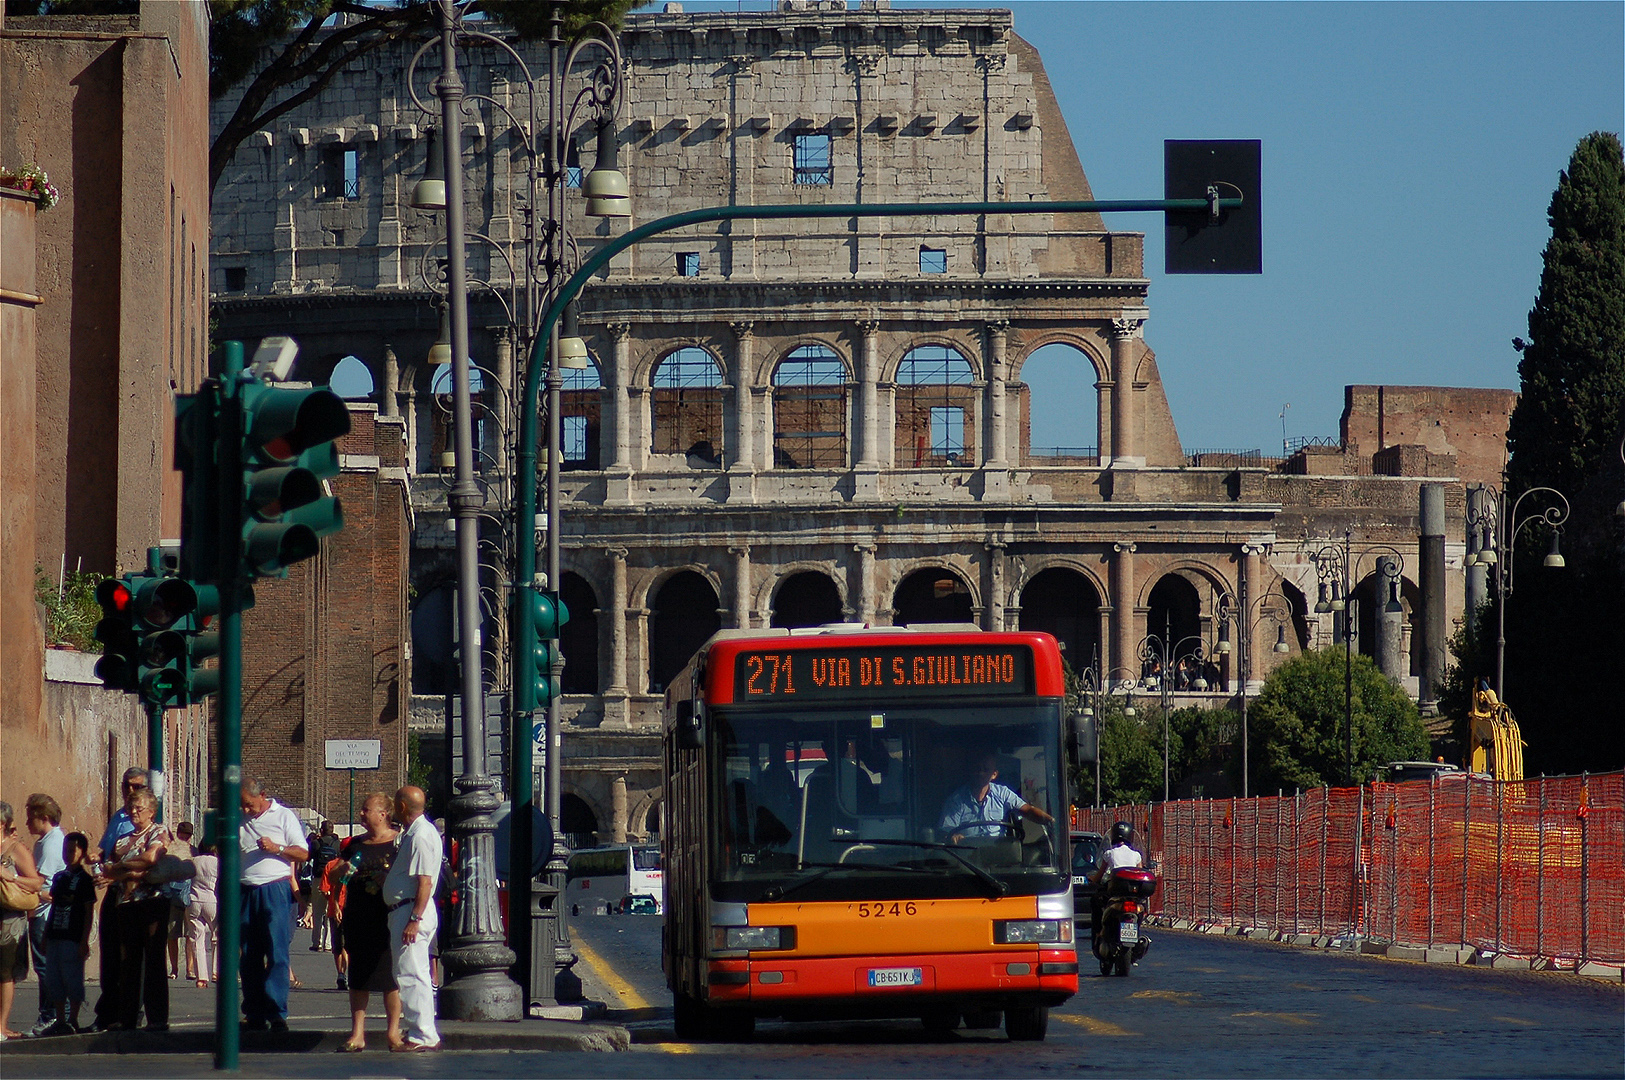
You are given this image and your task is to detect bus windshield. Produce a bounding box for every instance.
[709,702,1068,903]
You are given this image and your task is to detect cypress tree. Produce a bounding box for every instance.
[1505,132,1625,496]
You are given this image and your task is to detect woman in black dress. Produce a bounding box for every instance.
[336,793,400,1052]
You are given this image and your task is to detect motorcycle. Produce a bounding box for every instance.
[1092,867,1156,976]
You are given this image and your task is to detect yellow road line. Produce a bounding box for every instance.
[1054,1013,1138,1036]
[572,938,696,1054]
[1492,1016,1540,1027]
[1129,989,1198,1002]
[1232,1011,1316,1026]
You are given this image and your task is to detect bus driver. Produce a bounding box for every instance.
[938,752,1053,844]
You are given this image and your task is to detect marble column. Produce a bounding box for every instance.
[606,323,632,471]
[853,543,876,624]
[856,321,881,469]
[984,321,1009,466]
[1109,313,1147,468]
[380,344,400,418]
[1111,542,1137,685]
[607,548,629,696]
[611,775,628,845]
[731,545,752,629]
[730,321,755,471]
[985,541,1006,630]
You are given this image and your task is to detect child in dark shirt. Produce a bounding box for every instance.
[41,832,96,1035]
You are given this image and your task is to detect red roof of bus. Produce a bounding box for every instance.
[699,629,1066,705]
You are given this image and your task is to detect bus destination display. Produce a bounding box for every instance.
[735,645,1034,701]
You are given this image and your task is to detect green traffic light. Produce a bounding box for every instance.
[532,591,571,638]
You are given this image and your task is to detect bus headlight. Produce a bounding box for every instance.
[713,925,796,951]
[994,919,1070,944]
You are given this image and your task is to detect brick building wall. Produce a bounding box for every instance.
[1342,385,1518,488]
[238,404,411,825]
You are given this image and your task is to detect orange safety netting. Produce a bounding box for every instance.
[1074,772,1623,965]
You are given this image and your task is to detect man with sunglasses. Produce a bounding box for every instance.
[87,769,147,1032]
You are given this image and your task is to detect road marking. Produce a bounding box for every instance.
[1348,994,1378,1003]
[1492,1016,1540,1027]
[1055,1013,1138,1036]
[1130,989,1198,1002]
[1411,1003,1460,1013]
[1189,966,1226,973]
[1233,1011,1316,1026]
[572,937,696,1054]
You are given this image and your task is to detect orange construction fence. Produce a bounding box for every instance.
[1074,771,1624,967]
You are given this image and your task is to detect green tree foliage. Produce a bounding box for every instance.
[1506,132,1625,498]
[207,0,643,194]
[1246,648,1427,791]
[1497,133,1625,774]
[34,565,102,651]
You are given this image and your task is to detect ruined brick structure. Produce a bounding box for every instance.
[210,4,1511,839]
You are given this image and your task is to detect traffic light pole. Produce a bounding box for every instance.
[214,341,245,1072]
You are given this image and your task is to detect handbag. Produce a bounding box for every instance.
[0,875,40,913]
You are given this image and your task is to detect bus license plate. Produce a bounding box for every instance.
[1119,921,1139,944]
[868,967,923,988]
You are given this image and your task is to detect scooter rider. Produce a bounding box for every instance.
[1088,821,1144,948]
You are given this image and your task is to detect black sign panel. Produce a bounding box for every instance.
[734,645,1034,702]
[1165,139,1262,274]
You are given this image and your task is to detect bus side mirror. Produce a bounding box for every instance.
[676,699,704,750]
[1072,712,1097,764]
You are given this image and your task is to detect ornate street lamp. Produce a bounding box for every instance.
[1215,590,1291,798]
[1136,614,1211,802]
[405,0,627,1017]
[1312,533,1408,786]
[1461,485,1569,698]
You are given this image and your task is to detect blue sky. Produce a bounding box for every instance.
[681,1,1623,453]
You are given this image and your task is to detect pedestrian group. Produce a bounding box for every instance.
[0,774,443,1052]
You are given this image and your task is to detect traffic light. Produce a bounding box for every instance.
[528,591,570,705]
[94,576,142,692]
[128,574,199,707]
[176,386,221,585]
[237,380,349,579]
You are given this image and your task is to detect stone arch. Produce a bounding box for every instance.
[1352,568,1420,672]
[771,344,850,469]
[892,564,976,626]
[881,338,981,383]
[1011,339,1106,463]
[765,336,850,385]
[1145,574,1205,660]
[1016,565,1103,670]
[769,569,845,629]
[330,354,376,399]
[892,344,978,468]
[1009,332,1108,385]
[561,360,603,470]
[628,792,661,840]
[560,790,602,845]
[648,569,723,692]
[559,571,600,695]
[648,345,725,461]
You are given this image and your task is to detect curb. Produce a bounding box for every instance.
[1147,916,1625,981]
[0,1023,631,1056]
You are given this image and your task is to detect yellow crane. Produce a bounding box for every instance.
[1466,683,1525,780]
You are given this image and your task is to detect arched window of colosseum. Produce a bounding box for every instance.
[1018,343,1100,465]
[561,360,603,470]
[429,360,485,470]
[561,793,600,850]
[1352,571,1419,674]
[329,355,375,399]
[648,570,722,693]
[893,567,974,626]
[895,345,975,468]
[770,571,844,629]
[1018,568,1101,670]
[560,572,600,695]
[650,347,724,465]
[644,801,662,838]
[771,346,848,469]
[1146,575,1204,677]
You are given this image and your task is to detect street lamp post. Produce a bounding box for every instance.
[1215,590,1291,798]
[1462,485,1569,698]
[407,0,626,1014]
[1312,533,1407,785]
[1136,614,1210,802]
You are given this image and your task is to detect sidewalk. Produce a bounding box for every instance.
[1,930,628,1056]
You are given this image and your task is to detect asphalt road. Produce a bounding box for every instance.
[6,913,1619,1078]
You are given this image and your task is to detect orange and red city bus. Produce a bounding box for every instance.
[662,626,1078,1041]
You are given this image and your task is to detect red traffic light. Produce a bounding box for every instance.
[96,578,132,614]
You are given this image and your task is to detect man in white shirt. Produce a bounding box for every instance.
[383,785,441,1052]
[238,779,308,1033]
[1088,821,1145,948]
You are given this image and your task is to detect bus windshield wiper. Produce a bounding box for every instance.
[757,861,937,903]
[849,839,1008,897]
